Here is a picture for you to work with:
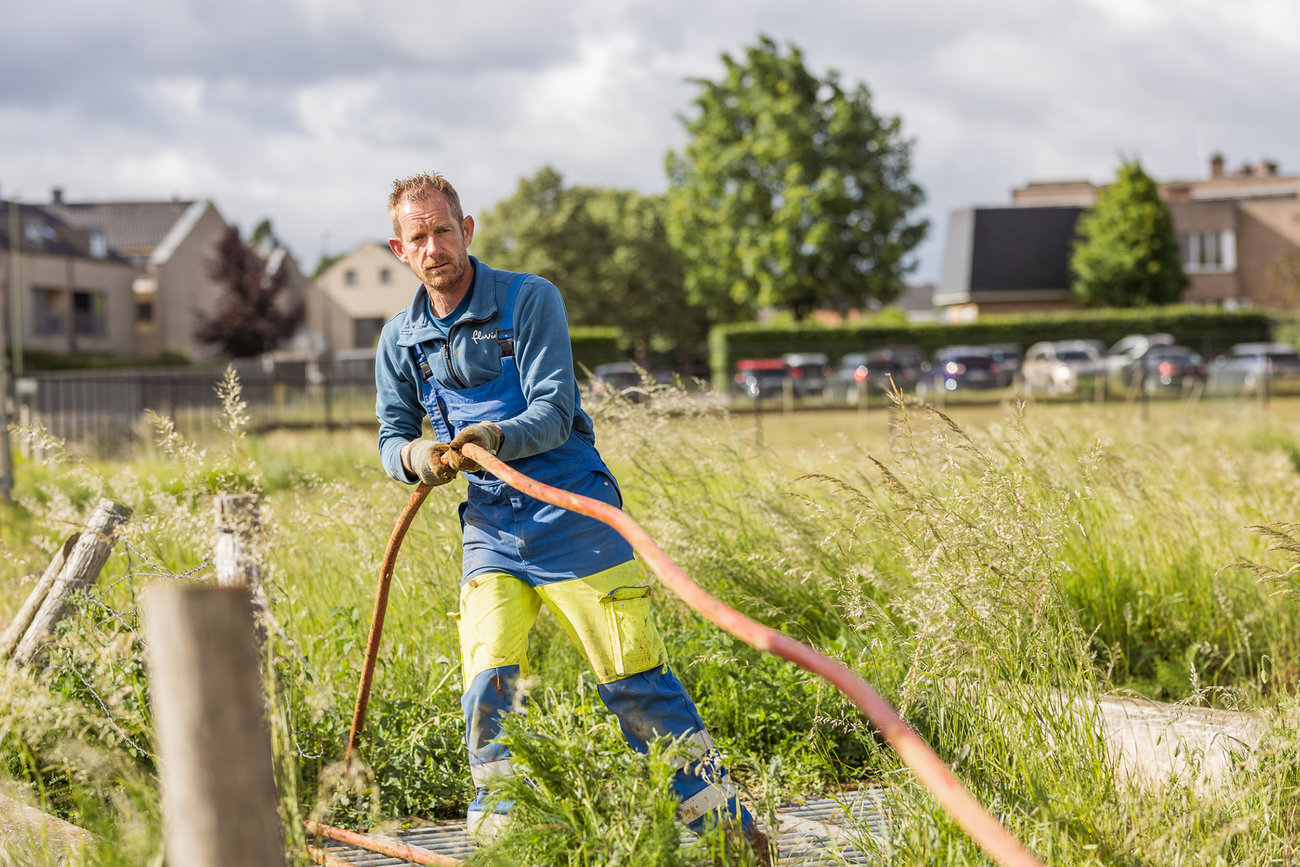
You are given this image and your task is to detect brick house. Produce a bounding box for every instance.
[936,155,1300,317]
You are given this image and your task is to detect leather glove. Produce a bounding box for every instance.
[400,439,458,487]
[447,422,503,473]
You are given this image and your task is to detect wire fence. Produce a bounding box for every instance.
[16,354,381,455]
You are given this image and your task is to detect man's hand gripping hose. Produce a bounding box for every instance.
[340,443,1045,867]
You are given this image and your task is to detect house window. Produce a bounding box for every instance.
[33,288,66,336]
[380,267,391,284]
[353,317,384,348]
[1179,230,1236,273]
[73,290,107,336]
[344,269,357,286]
[89,230,108,259]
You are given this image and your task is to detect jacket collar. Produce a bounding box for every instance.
[395,257,498,347]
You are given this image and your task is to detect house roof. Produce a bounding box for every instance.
[969,206,1084,292]
[936,206,1083,305]
[0,202,130,264]
[43,200,198,254]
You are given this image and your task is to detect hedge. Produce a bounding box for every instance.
[570,326,624,373]
[708,306,1274,392]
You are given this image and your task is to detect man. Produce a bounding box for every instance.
[374,172,770,861]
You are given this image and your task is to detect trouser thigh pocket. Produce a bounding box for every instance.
[599,585,664,680]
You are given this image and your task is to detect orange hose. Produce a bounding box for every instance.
[343,445,1043,867]
[346,482,432,756]
[305,820,459,866]
[459,443,1043,867]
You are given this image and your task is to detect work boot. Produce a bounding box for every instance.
[744,825,775,866]
[716,821,774,866]
[466,788,512,844]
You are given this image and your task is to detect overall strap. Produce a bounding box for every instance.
[496,273,528,359]
[412,346,435,381]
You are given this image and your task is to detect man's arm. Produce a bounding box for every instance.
[375,318,426,483]
[494,276,579,461]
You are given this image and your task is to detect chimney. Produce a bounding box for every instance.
[1209,153,1225,179]
[1258,159,1279,177]
[51,187,64,204]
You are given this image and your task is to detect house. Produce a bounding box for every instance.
[42,193,234,360]
[1,200,137,358]
[937,155,1300,317]
[310,241,414,352]
[1,191,311,362]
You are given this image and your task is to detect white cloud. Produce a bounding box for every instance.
[2,0,1298,283]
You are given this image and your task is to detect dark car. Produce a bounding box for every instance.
[733,358,789,398]
[827,347,927,400]
[589,362,645,402]
[984,343,1024,386]
[1124,345,1208,394]
[1208,342,1300,394]
[781,352,832,397]
[916,345,1004,396]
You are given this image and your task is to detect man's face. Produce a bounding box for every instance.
[388,192,475,296]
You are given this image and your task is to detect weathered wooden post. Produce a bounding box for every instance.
[143,583,284,867]
[214,493,262,590]
[11,499,131,666]
[0,533,78,662]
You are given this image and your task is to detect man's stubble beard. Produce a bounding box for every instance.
[423,252,470,294]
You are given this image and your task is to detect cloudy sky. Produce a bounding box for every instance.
[4,0,1298,284]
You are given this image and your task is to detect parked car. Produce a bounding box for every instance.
[781,352,832,397]
[826,347,927,400]
[1106,333,1175,377]
[1208,342,1300,394]
[1019,340,1107,395]
[589,362,645,402]
[1122,344,1208,394]
[916,345,1004,395]
[984,343,1024,386]
[733,358,789,398]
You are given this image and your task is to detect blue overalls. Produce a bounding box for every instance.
[411,274,755,839]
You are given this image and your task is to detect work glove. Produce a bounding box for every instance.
[400,439,458,487]
[447,422,503,473]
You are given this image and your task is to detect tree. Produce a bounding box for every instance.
[1070,158,1187,308]
[195,226,305,358]
[473,167,707,362]
[664,34,928,323]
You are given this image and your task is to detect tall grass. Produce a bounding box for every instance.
[1,380,1299,864]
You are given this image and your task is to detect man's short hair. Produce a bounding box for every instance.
[388,172,464,236]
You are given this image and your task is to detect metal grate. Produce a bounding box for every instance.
[317,788,893,865]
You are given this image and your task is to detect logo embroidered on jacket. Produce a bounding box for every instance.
[471,329,498,342]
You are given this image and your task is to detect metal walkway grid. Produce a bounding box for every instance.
[317,788,892,865]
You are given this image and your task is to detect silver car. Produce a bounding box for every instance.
[1208,342,1300,394]
[1020,340,1107,395]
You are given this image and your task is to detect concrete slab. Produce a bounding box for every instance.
[1093,695,1263,791]
[0,793,94,866]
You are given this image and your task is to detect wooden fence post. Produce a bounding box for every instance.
[214,494,262,590]
[10,499,131,666]
[0,533,79,662]
[143,583,284,867]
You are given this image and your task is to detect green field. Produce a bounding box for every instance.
[3,384,1300,865]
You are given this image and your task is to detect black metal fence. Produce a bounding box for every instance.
[17,354,380,454]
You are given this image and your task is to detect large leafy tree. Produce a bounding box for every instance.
[474,167,706,362]
[665,35,928,322]
[195,225,305,358]
[1070,159,1187,307]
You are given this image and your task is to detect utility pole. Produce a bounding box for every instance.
[1,199,18,501]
